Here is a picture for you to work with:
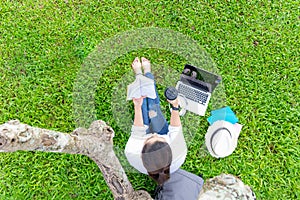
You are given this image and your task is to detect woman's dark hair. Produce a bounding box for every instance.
[141,140,172,185]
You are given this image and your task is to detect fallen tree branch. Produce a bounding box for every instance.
[0,120,152,200]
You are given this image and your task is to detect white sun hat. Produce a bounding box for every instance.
[205,120,240,158]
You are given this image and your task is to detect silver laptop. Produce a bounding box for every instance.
[176,64,222,116]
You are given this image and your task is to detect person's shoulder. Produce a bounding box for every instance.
[125,126,147,152]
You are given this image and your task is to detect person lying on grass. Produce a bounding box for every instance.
[125,57,187,185]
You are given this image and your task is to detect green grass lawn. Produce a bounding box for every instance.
[0,0,299,199]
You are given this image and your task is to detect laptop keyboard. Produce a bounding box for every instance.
[177,83,208,105]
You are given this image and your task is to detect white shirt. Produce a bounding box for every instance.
[125,125,187,174]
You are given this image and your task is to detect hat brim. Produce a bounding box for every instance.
[205,120,237,158]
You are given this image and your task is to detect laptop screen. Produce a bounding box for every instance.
[181,64,222,92]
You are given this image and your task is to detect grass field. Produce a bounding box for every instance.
[0,0,299,199]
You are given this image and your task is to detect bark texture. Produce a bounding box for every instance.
[0,120,152,200]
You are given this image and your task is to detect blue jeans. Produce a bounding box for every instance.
[142,72,169,135]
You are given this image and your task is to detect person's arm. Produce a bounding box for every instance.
[133,97,144,127]
[168,98,181,127]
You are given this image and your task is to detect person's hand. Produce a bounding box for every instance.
[167,98,179,108]
[133,96,145,107]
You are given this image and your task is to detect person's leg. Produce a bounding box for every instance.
[141,97,150,128]
[142,57,169,135]
[148,103,169,135]
[131,57,150,128]
[144,72,160,104]
[131,57,142,75]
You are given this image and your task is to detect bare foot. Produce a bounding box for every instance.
[141,57,151,74]
[132,57,142,75]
